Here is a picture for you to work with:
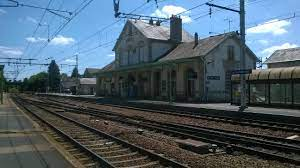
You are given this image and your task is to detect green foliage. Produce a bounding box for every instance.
[27,72,48,92]
[8,87,19,93]
[60,73,68,79]
[71,67,79,78]
[48,60,60,92]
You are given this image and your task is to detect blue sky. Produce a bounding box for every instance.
[0,0,299,80]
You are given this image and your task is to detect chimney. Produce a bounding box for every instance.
[194,32,198,46]
[149,18,154,25]
[170,15,182,43]
[156,20,161,26]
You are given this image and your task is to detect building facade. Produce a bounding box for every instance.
[97,16,258,102]
[78,78,96,95]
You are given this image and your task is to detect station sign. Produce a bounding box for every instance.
[207,76,220,80]
[231,69,252,75]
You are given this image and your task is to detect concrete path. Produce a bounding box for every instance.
[0,94,74,168]
[42,93,300,117]
[130,100,300,117]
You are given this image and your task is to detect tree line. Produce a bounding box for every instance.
[5,60,80,93]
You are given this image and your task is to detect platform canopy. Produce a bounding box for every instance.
[231,66,300,81]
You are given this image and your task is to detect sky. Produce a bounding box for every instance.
[0,0,299,80]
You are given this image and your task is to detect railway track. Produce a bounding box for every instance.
[22,95,300,165]
[13,96,189,168]
[45,95,300,133]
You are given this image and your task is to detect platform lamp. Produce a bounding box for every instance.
[0,65,4,104]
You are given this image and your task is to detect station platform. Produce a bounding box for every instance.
[42,93,300,118]
[130,100,300,118]
[0,94,74,168]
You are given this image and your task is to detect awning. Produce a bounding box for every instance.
[231,66,300,81]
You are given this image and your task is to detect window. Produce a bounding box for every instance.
[294,83,300,105]
[270,83,292,104]
[250,83,268,104]
[227,45,234,60]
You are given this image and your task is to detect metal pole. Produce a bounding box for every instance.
[240,0,246,109]
[0,69,3,104]
[75,54,79,95]
[168,65,172,104]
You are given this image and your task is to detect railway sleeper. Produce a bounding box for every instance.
[84,141,113,148]
[84,162,99,168]
[72,135,100,140]
[111,156,152,167]
[97,148,131,156]
[77,139,108,145]
[91,144,123,153]
[103,152,140,162]
[118,161,161,168]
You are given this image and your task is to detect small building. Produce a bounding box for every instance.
[97,16,258,102]
[78,78,96,95]
[265,47,300,68]
[60,77,77,94]
[231,67,300,108]
[83,68,101,78]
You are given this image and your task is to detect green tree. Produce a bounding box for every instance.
[27,72,48,92]
[48,60,60,92]
[60,73,68,79]
[71,67,79,78]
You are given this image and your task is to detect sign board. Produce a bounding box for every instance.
[207,76,220,80]
[231,69,252,75]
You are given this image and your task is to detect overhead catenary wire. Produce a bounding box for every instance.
[16,0,95,79]
[55,0,155,64]
[27,0,95,60]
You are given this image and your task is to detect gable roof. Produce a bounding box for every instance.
[159,32,252,62]
[84,68,101,74]
[113,20,193,50]
[130,20,193,42]
[265,47,300,64]
[79,78,96,85]
[100,32,258,74]
[102,61,115,71]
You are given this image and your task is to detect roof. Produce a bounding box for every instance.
[231,66,300,81]
[113,20,193,50]
[130,20,193,42]
[100,32,258,74]
[84,68,101,74]
[79,78,96,85]
[158,32,234,62]
[61,77,77,88]
[265,47,300,64]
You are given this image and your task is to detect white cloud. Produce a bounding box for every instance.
[0,46,23,56]
[258,40,269,45]
[247,19,291,35]
[107,53,115,57]
[26,16,38,24]
[65,59,76,63]
[26,37,47,43]
[0,9,6,15]
[151,5,192,23]
[50,35,75,46]
[18,16,39,24]
[262,43,298,56]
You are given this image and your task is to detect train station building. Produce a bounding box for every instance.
[96,16,258,102]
